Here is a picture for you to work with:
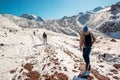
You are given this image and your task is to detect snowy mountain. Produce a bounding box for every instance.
[1,14,80,36]
[20,14,44,22]
[98,1,120,38]
[85,6,104,14]
[0,13,120,80]
[0,1,120,39]
[92,6,104,12]
[111,1,120,14]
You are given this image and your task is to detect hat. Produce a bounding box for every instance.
[83,25,88,31]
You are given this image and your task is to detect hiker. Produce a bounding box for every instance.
[42,32,47,45]
[80,25,96,71]
[33,30,36,36]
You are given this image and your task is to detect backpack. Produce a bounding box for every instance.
[43,33,47,38]
[84,33,92,47]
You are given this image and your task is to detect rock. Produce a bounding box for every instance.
[1,55,4,57]
[111,39,117,42]
[47,75,55,80]
[107,48,111,50]
[103,42,106,44]
[10,69,16,74]
[91,69,110,80]
[88,75,94,80]
[96,40,100,43]
[76,39,80,41]
[0,43,4,46]
[113,76,119,80]
[63,67,67,71]
[110,69,118,74]
[19,68,23,73]
[99,65,104,68]
[12,78,16,80]
[18,76,21,80]
[72,70,78,73]
[113,64,120,69]
[57,73,68,80]
[59,66,62,70]
[53,66,57,69]
[108,73,113,76]
[118,55,120,57]
[25,71,40,80]
[24,63,33,71]
[42,73,68,80]
[9,30,12,32]
[42,74,49,78]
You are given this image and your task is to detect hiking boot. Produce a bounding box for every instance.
[85,64,91,71]
[88,64,91,71]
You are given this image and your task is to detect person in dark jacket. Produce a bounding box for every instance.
[42,32,47,45]
[80,25,96,71]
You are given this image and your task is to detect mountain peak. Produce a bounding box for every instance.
[110,1,120,14]
[93,6,104,12]
[85,6,104,14]
[20,14,44,22]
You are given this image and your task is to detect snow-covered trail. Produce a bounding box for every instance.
[28,30,83,79]
[0,28,120,80]
[0,28,82,80]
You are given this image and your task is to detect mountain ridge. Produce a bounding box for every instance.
[0,1,120,80]
[0,1,120,38]
[20,14,44,22]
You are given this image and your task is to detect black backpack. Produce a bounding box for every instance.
[84,33,92,47]
[43,33,47,38]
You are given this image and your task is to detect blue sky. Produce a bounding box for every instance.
[0,0,119,20]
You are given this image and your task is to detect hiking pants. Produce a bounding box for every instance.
[83,47,91,68]
[43,38,47,45]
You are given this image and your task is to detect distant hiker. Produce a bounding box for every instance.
[80,25,96,71]
[33,31,36,36]
[42,32,47,45]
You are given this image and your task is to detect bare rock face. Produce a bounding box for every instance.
[110,1,120,14]
[98,2,120,36]
[99,21,120,33]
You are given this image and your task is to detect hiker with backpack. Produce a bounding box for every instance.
[42,32,47,45]
[33,30,36,36]
[80,25,96,71]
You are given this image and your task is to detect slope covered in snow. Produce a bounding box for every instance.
[0,14,120,80]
